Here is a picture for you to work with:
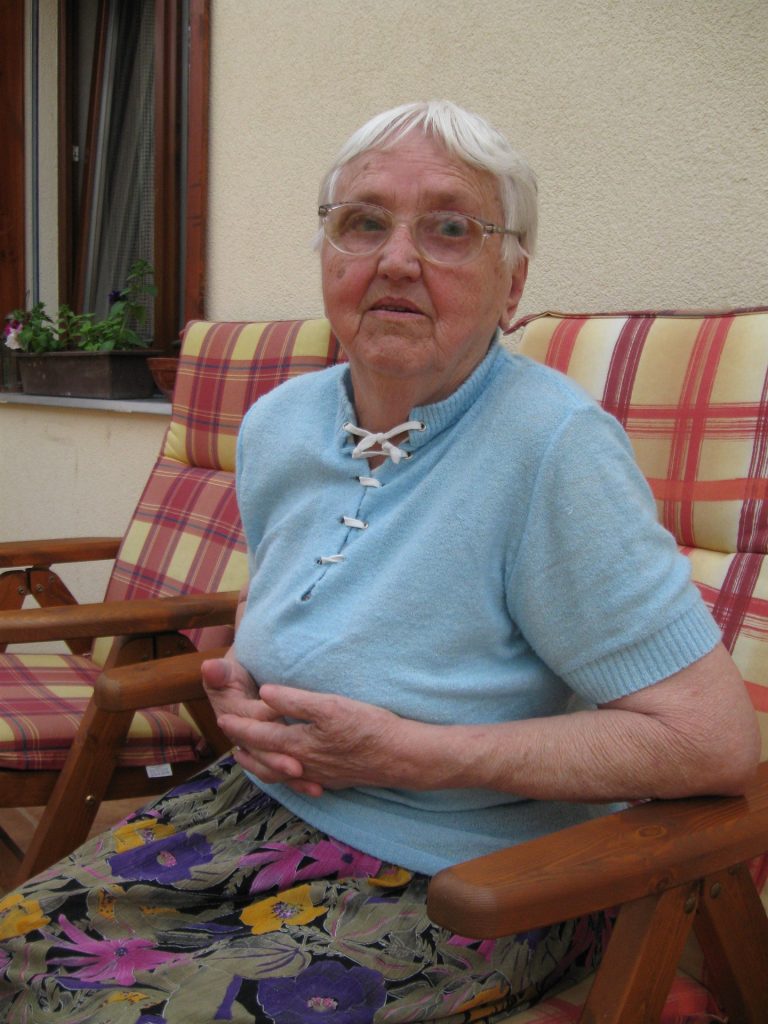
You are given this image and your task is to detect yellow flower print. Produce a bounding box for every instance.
[241,883,327,935]
[113,817,176,852]
[0,892,50,940]
[106,991,150,1005]
[368,866,413,889]
[454,982,510,1020]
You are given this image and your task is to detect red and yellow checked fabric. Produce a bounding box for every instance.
[164,318,343,473]
[509,307,768,1024]
[0,654,203,770]
[1,318,344,771]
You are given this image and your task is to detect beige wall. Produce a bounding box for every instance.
[4,0,767,605]
[207,0,767,321]
[1,405,168,605]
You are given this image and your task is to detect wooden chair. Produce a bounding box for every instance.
[15,309,766,1019]
[0,317,343,885]
[428,307,768,1023]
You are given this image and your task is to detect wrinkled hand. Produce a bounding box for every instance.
[217,684,426,798]
[201,656,260,716]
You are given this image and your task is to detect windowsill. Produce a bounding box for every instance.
[0,391,172,415]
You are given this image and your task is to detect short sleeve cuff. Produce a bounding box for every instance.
[565,600,722,705]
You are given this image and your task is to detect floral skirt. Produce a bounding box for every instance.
[0,755,611,1023]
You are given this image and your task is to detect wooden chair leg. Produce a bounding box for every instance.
[0,571,28,651]
[694,863,768,1024]
[14,700,133,886]
[183,696,233,757]
[579,882,699,1024]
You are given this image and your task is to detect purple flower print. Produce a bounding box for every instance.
[257,961,386,1024]
[108,831,214,882]
[48,916,184,986]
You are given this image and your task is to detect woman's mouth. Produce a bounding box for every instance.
[369,299,424,316]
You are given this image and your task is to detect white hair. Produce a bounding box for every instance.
[317,100,538,264]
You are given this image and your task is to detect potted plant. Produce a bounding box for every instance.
[4,260,161,399]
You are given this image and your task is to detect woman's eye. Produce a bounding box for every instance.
[347,213,387,233]
[434,216,470,238]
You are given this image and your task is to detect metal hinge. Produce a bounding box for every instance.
[72,145,80,162]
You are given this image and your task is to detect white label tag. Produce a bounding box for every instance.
[146,763,173,779]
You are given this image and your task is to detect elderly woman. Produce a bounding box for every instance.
[0,101,759,1023]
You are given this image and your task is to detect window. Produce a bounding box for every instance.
[58,0,209,350]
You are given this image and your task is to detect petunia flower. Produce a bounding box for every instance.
[48,915,185,986]
[257,960,387,1024]
[4,323,22,350]
[0,892,50,940]
[241,883,327,935]
[108,830,213,883]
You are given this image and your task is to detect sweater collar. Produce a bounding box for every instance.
[337,338,504,456]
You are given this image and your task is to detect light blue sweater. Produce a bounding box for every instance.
[234,342,720,874]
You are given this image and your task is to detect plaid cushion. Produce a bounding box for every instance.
[0,654,203,770]
[512,307,768,1021]
[513,308,768,757]
[2,317,345,770]
[512,966,720,1024]
[94,460,248,663]
[511,309,768,555]
[510,971,720,1023]
[164,318,343,472]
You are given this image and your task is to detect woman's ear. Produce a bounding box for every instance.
[499,257,529,332]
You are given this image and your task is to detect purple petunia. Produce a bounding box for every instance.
[108,831,214,883]
[257,961,386,1024]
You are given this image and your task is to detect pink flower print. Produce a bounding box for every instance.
[48,916,185,986]
[241,839,381,895]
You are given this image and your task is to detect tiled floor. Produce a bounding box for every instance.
[0,798,140,894]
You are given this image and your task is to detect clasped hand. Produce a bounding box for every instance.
[201,657,425,797]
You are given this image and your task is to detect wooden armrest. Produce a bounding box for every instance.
[0,590,240,644]
[0,537,121,568]
[95,645,230,710]
[427,760,768,938]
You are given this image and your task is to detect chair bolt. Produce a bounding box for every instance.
[710,882,722,899]
[684,894,697,914]
[84,794,97,805]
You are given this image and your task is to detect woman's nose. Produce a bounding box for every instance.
[376,222,422,278]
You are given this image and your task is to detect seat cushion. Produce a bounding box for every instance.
[0,654,204,770]
[510,970,723,1023]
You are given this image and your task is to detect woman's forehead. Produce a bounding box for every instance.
[335,135,502,215]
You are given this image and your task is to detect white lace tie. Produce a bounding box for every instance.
[342,420,425,464]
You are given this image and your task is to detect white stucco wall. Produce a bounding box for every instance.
[3,0,766,604]
[207,0,768,320]
[0,404,168,606]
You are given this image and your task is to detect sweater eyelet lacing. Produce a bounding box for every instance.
[342,420,426,464]
[313,420,426,571]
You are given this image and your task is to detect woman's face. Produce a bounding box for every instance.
[321,133,527,410]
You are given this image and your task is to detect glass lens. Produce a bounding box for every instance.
[325,204,392,254]
[415,212,483,264]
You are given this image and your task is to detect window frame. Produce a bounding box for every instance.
[57,0,209,351]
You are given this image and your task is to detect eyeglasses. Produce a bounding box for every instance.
[318,202,520,266]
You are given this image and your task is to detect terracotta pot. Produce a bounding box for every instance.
[147,356,179,400]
